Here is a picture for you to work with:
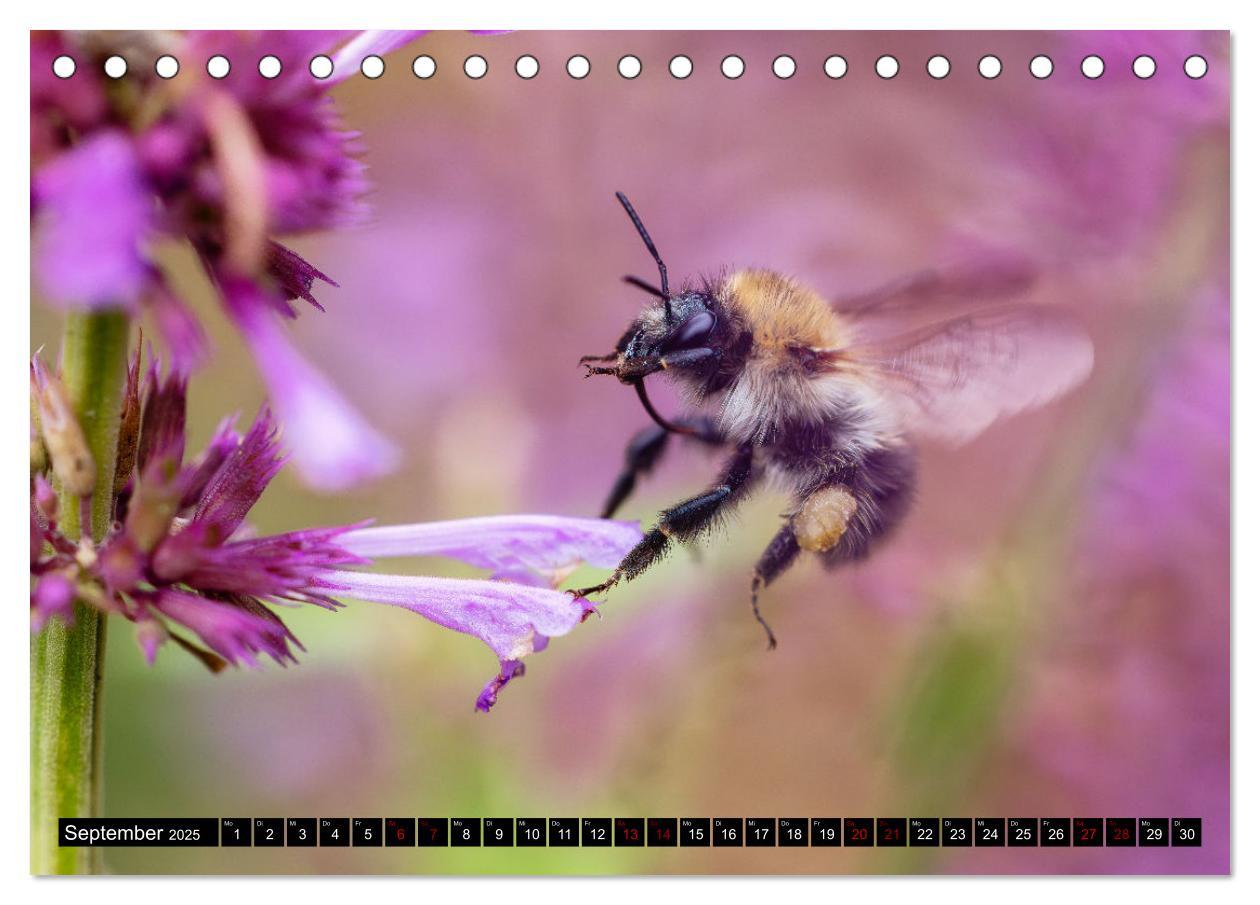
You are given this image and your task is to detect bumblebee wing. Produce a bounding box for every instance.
[835,305,1094,445]
[833,255,1039,326]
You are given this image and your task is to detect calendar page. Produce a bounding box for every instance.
[28,28,1229,876]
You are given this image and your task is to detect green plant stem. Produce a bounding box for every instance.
[31,309,130,875]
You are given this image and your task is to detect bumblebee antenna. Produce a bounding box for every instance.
[622,274,668,299]
[615,191,671,320]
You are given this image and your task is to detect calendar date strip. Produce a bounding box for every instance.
[59,817,1202,848]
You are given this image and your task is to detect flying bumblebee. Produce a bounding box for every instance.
[575,192,1094,647]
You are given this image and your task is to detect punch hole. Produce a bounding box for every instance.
[516,55,540,79]
[721,55,745,79]
[1184,54,1208,79]
[926,55,950,79]
[566,55,591,79]
[1081,55,1105,79]
[978,55,1002,79]
[669,55,693,79]
[618,55,641,79]
[155,55,179,79]
[206,55,231,79]
[412,55,436,79]
[1029,55,1054,79]
[1132,55,1156,79]
[309,55,334,80]
[772,55,796,79]
[52,55,76,78]
[823,55,848,79]
[464,55,488,79]
[361,55,385,79]
[258,55,282,79]
[103,55,127,79]
[875,55,899,79]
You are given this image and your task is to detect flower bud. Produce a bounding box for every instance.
[134,616,169,665]
[31,357,95,498]
[113,344,142,497]
[124,456,182,553]
[33,474,58,522]
[30,419,48,475]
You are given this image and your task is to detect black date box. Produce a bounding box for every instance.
[515,818,546,847]
[483,818,512,847]
[943,818,973,847]
[582,818,612,847]
[254,818,284,847]
[352,818,383,846]
[909,818,940,847]
[386,817,417,847]
[777,818,808,847]
[975,818,1005,847]
[286,818,316,847]
[648,818,678,847]
[614,818,645,846]
[877,818,907,847]
[680,818,710,846]
[844,817,875,847]
[1139,818,1169,846]
[1106,818,1136,847]
[221,818,251,847]
[746,817,775,847]
[319,818,349,847]
[811,818,842,847]
[450,818,481,847]
[1040,818,1070,847]
[1171,818,1202,847]
[416,817,447,847]
[1008,818,1037,847]
[548,818,579,847]
[713,817,743,847]
[1073,818,1103,847]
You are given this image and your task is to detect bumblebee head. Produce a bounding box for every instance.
[581,193,726,384]
[611,289,720,381]
[577,194,731,436]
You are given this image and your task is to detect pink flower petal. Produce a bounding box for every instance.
[33,131,152,308]
[30,572,76,631]
[234,304,399,491]
[338,515,642,581]
[323,569,597,709]
[329,31,428,83]
[150,588,300,668]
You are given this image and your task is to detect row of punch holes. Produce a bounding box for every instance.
[51,52,1212,82]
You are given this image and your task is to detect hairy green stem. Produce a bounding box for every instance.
[31,309,130,875]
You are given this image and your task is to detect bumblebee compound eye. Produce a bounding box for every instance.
[662,310,715,353]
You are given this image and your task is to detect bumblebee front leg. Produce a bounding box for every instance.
[573,444,758,598]
[601,416,725,518]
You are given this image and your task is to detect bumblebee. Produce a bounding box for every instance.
[576,193,1093,647]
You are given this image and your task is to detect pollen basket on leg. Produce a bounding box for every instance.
[792,485,858,553]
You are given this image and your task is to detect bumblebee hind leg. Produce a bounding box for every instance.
[750,525,801,650]
[807,446,917,568]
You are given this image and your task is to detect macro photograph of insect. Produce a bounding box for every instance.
[574,192,1093,649]
[29,29,1227,877]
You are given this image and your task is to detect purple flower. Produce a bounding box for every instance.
[30,355,640,709]
[32,132,153,308]
[29,30,440,490]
